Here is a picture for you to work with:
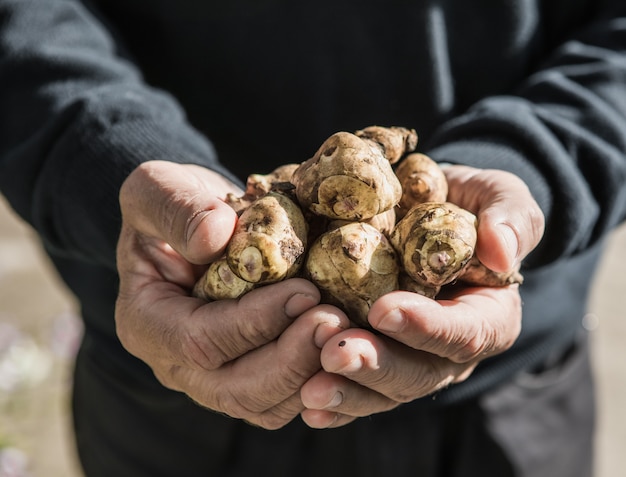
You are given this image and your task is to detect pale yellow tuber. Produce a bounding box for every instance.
[226,191,308,284]
[458,256,524,287]
[224,163,299,215]
[192,125,524,324]
[354,125,418,164]
[327,207,397,236]
[305,222,399,328]
[193,258,256,301]
[395,153,449,219]
[390,202,477,288]
[292,129,410,221]
[243,163,299,200]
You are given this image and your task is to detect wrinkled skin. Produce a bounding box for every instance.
[299,165,545,429]
[116,161,350,430]
[115,161,544,430]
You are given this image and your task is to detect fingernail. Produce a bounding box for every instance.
[375,309,406,333]
[497,223,520,266]
[285,293,319,318]
[314,323,333,348]
[324,392,343,409]
[186,210,210,244]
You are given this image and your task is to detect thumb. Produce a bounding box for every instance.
[119,160,241,264]
[444,165,545,272]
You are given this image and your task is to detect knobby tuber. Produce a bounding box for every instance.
[395,153,448,219]
[224,163,299,214]
[244,163,300,201]
[226,191,308,284]
[193,258,256,301]
[291,128,416,221]
[354,125,418,164]
[327,207,397,236]
[305,222,399,328]
[391,202,477,288]
[458,256,524,287]
[192,124,524,328]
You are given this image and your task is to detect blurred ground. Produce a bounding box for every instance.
[0,193,625,476]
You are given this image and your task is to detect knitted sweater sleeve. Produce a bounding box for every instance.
[425,2,626,267]
[0,0,237,270]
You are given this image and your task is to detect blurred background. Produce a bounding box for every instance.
[0,194,625,477]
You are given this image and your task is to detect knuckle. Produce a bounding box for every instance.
[254,412,292,431]
[281,363,313,391]
[254,397,303,430]
[178,329,226,370]
[213,390,260,422]
[114,301,139,355]
[239,313,279,347]
[152,365,183,392]
[409,358,453,399]
[454,332,490,362]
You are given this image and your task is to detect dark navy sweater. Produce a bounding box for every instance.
[1,0,626,463]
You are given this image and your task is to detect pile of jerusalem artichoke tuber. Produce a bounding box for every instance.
[193,126,523,328]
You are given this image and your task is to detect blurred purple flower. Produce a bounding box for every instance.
[49,311,83,360]
[0,447,31,477]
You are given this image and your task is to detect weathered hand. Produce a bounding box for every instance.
[300,165,545,428]
[115,160,349,429]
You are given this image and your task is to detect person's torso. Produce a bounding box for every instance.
[87,0,595,179]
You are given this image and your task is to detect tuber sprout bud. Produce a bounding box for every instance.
[193,258,255,301]
[244,163,299,200]
[458,255,524,287]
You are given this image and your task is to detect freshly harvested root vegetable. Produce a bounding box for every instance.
[192,124,526,327]
[395,153,449,219]
[224,193,253,215]
[224,164,300,215]
[305,222,399,328]
[354,125,418,164]
[458,256,524,287]
[244,163,299,200]
[390,202,477,288]
[363,208,397,236]
[292,131,403,221]
[193,258,255,301]
[328,207,397,236]
[226,191,308,284]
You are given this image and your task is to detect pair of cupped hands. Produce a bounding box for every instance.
[115,160,544,430]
